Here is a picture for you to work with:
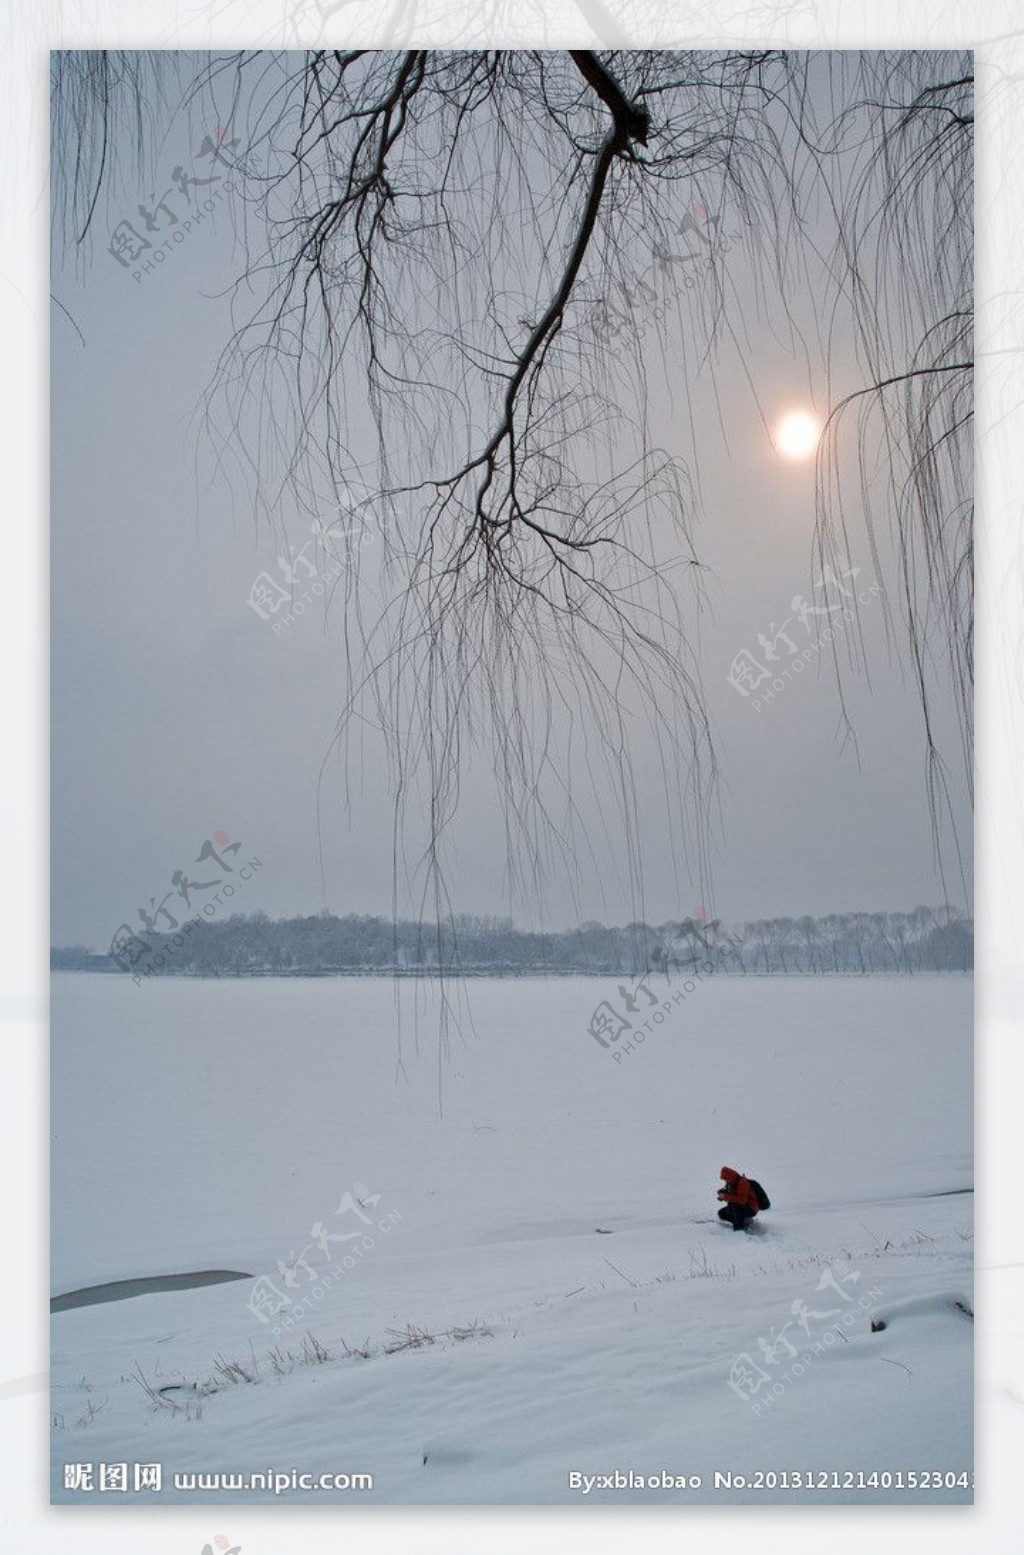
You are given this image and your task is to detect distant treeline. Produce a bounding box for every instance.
[52,904,972,979]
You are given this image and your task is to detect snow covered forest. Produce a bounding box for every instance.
[53,904,972,978]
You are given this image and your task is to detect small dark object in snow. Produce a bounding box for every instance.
[871,1318,887,1332]
[595,1227,614,1234]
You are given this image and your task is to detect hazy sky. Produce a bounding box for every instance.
[50,51,971,948]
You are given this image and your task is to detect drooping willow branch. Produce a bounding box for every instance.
[438,49,651,556]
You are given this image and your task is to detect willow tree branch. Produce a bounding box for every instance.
[446,51,651,541]
[569,49,650,145]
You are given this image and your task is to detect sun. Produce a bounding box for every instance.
[774,410,820,460]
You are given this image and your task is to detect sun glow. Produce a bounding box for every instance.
[775,410,820,460]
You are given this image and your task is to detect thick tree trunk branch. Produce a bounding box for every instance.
[569,49,650,146]
[452,51,651,539]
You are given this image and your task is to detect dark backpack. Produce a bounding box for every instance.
[748,1178,771,1211]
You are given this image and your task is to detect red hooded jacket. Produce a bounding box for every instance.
[718,1166,760,1213]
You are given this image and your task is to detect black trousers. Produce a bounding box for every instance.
[718,1203,755,1231]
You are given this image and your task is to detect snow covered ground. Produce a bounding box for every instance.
[50,972,972,1504]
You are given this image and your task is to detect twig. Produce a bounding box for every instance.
[602,1256,638,1288]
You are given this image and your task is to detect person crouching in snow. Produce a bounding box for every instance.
[717,1165,763,1231]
